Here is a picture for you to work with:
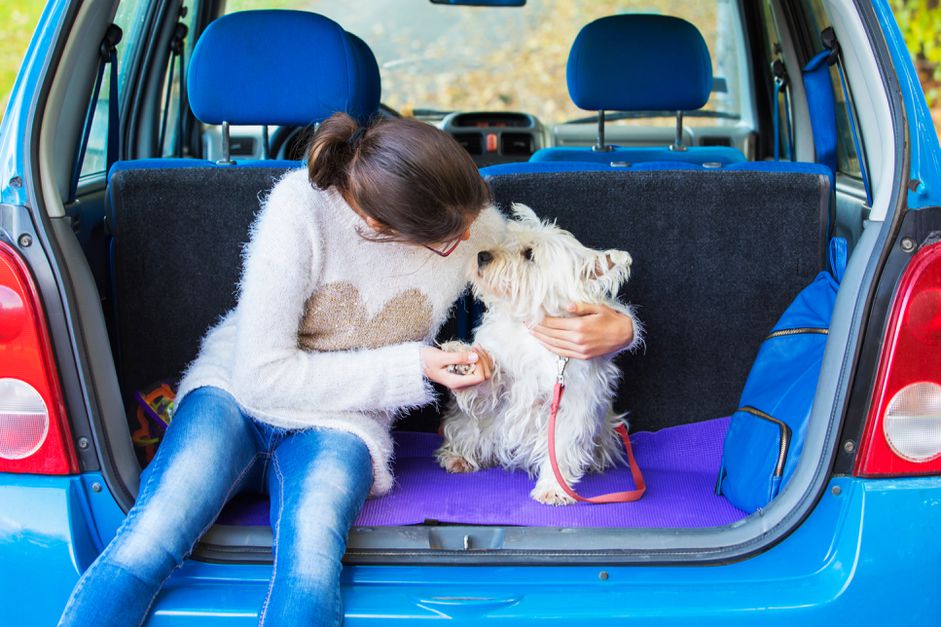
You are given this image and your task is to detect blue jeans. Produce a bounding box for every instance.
[58,386,373,627]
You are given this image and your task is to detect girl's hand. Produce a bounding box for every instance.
[531,303,635,360]
[421,346,493,390]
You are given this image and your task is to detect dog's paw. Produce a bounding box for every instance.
[439,340,473,354]
[530,484,576,506]
[436,450,477,473]
[439,341,477,376]
[447,363,476,376]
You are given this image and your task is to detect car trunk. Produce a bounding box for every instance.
[91,162,844,560]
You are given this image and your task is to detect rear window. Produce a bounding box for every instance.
[79,0,149,177]
[223,0,747,127]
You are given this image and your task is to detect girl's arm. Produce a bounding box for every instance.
[531,302,643,360]
[229,180,437,414]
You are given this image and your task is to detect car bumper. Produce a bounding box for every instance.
[2,474,939,625]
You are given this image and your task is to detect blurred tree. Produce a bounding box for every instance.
[0,0,45,121]
[892,0,941,106]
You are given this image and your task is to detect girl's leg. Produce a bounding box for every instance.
[59,387,261,627]
[259,428,372,627]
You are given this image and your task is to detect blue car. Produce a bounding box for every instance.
[2,0,940,624]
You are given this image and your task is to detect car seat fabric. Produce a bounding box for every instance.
[187,10,380,126]
[109,10,382,403]
[481,168,831,431]
[566,15,712,112]
[529,146,747,166]
[534,14,745,166]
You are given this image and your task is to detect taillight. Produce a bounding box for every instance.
[0,240,77,474]
[855,241,941,476]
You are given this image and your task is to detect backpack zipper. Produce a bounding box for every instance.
[765,326,828,340]
[736,406,792,477]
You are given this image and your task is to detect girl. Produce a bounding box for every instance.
[59,112,636,626]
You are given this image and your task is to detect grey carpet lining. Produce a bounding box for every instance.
[111,168,286,403]
[486,170,829,430]
[111,167,827,433]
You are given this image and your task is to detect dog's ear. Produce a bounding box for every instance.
[510,203,541,226]
[587,249,632,295]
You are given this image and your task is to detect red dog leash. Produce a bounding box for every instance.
[548,357,646,503]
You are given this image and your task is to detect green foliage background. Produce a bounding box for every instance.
[0,0,44,116]
[892,0,941,106]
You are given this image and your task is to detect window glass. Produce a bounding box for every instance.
[223,0,747,128]
[159,0,198,157]
[759,1,792,159]
[832,65,862,178]
[79,0,149,177]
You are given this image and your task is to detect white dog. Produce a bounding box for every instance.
[436,204,638,505]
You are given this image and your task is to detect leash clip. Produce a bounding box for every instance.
[556,356,569,385]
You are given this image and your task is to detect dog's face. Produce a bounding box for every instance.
[471,203,632,321]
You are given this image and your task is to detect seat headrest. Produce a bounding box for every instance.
[345,32,381,120]
[188,10,380,126]
[567,14,712,112]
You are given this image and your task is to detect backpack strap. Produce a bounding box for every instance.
[828,237,848,283]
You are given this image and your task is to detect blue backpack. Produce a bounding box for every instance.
[718,238,847,513]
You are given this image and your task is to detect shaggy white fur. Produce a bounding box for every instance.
[436,204,642,505]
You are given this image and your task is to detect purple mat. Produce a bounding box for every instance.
[218,416,745,528]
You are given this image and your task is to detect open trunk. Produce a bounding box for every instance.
[88,162,874,563]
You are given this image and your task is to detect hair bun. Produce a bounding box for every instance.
[308,112,361,191]
[305,113,490,248]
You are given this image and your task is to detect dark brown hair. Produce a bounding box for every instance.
[307,112,491,245]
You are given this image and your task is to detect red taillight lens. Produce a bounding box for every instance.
[0,241,77,474]
[855,241,941,476]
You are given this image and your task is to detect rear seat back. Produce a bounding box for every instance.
[482,166,831,431]
[110,166,293,398]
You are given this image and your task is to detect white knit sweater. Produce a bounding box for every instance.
[175,168,504,496]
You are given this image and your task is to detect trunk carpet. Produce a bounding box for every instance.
[217,416,746,528]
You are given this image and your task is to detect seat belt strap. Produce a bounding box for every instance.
[801,49,838,178]
[159,22,189,158]
[772,59,794,161]
[70,25,122,203]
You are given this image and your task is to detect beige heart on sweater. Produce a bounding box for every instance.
[298,281,433,351]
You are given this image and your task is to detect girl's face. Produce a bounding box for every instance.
[344,188,477,256]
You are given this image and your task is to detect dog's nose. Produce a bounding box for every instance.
[477,251,494,268]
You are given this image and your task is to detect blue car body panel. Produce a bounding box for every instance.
[0,473,125,626]
[3,0,941,624]
[4,475,941,624]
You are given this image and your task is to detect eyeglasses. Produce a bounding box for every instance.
[424,235,464,257]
